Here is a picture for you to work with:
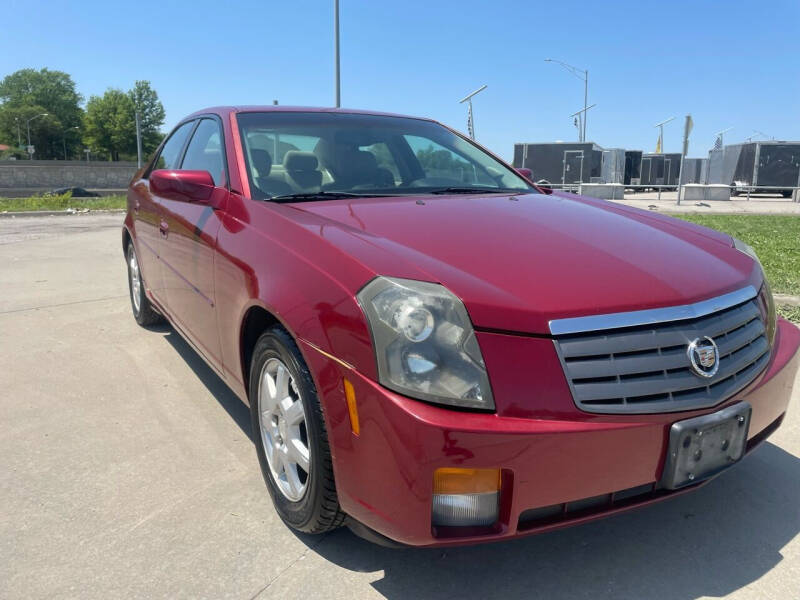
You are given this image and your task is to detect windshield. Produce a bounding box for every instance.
[236,111,537,200]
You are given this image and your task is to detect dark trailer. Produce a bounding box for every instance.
[513,142,604,185]
[640,153,682,188]
[725,142,800,197]
[624,150,643,186]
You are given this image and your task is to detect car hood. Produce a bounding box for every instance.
[289,191,759,334]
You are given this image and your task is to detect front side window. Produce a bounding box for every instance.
[153,120,195,172]
[181,119,225,186]
[236,112,535,200]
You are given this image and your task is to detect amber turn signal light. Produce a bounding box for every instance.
[433,468,501,494]
[343,378,359,435]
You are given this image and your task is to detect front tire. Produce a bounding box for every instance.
[249,326,345,533]
[126,242,163,327]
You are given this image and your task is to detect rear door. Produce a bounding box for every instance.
[159,117,228,369]
[131,120,196,306]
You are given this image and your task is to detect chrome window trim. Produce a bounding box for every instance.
[549,285,758,336]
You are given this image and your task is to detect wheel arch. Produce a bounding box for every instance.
[122,225,132,255]
[239,302,296,401]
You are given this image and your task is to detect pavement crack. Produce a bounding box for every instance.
[0,294,127,315]
[248,533,330,599]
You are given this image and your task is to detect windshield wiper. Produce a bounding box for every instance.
[268,191,376,203]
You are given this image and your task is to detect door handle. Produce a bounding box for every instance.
[159,220,169,238]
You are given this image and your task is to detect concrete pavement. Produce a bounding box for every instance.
[614,193,800,215]
[1,213,799,600]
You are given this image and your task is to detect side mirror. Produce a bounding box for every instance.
[150,169,216,204]
[515,167,533,180]
[535,179,553,195]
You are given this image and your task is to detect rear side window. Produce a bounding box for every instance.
[153,121,195,171]
[181,119,225,186]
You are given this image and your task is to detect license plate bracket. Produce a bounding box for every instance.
[661,402,751,490]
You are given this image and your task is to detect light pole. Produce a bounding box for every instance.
[570,104,596,142]
[459,85,487,140]
[654,116,676,153]
[713,127,733,148]
[26,113,48,160]
[62,126,79,160]
[545,59,588,142]
[334,0,340,107]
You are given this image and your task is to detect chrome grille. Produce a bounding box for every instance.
[553,294,770,414]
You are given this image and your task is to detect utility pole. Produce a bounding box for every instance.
[135,112,143,168]
[334,0,340,107]
[26,113,48,160]
[15,117,21,148]
[676,115,693,205]
[714,127,733,147]
[545,59,589,142]
[62,126,79,160]
[570,104,596,142]
[654,116,676,153]
[459,85,487,140]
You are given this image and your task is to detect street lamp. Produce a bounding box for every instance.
[26,113,48,160]
[62,126,79,160]
[459,85,487,140]
[334,0,340,107]
[545,59,589,142]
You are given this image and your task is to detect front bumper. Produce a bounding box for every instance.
[300,318,799,547]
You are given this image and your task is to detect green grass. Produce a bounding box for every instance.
[777,304,800,323]
[0,193,126,212]
[672,214,800,296]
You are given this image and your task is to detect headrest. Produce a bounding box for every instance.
[250,148,272,177]
[350,150,378,172]
[284,151,318,172]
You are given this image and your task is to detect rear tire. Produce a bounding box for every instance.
[126,242,163,327]
[249,326,345,534]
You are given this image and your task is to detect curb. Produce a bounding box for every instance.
[775,294,800,307]
[0,209,126,218]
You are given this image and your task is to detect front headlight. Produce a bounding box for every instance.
[733,237,777,345]
[357,277,494,410]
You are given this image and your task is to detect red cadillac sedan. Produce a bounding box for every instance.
[123,106,799,547]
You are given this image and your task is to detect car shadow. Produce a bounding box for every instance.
[149,321,798,598]
[155,323,253,440]
[301,441,800,600]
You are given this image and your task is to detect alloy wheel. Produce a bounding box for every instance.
[257,357,311,501]
[128,245,141,313]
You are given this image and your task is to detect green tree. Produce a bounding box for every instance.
[84,81,166,161]
[128,80,166,155]
[0,68,83,159]
[84,89,136,161]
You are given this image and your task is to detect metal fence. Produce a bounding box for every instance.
[534,182,800,204]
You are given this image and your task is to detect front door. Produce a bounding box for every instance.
[159,118,227,369]
[134,120,197,306]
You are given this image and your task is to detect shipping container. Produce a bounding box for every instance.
[640,153,682,188]
[681,158,708,184]
[707,142,800,196]
[601,148,626,184]
[624,151,643,186]
[513,142,604,185]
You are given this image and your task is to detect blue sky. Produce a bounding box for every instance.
[3,0,799,160]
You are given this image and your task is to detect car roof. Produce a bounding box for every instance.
[186,105,435,123]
